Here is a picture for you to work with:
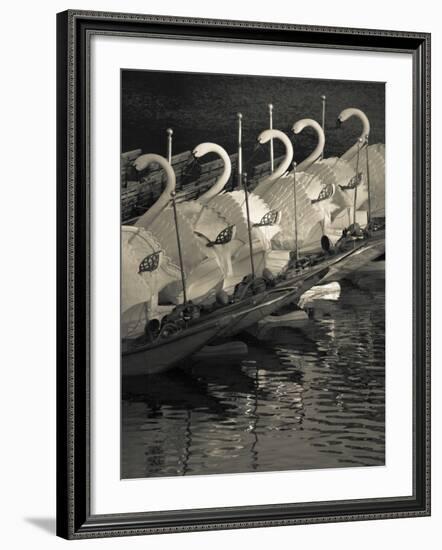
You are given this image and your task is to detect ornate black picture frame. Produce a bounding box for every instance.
[56,9,430,539]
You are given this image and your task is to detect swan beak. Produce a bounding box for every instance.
[336,118,342,128]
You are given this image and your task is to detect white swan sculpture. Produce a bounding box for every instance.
[290,118,353,240]
[121,226,181,339]
[253,126,334,254]
[253,129,294,197]
[291,113,384,232]
[191,141,286,285]
[336,107,385,219]
[134,153,230,305]
[176,143,240,283]
[191,143,262,285]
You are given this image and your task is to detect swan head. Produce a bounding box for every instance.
[292,118,317,135]
[337,108,354,125]
[258,129,275,145]
[134,154,157,172]
[192,142,212,159]
[337,107,367,125]
[134,153,171,173]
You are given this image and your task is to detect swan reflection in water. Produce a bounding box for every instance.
[122,282,385,479]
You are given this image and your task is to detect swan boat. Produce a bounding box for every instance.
[259,114,384,248]
[122,123,385,376]
[189,139,289,288]
[254,123,336,254]
[122,219,385,376]
[133,153,240,306]
[333,107,385,224]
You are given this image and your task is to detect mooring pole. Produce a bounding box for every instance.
[320,95,326,160]
[269,103,274,173]
[293,162,299,261]
[365,134,372,225]
[166,127,173,164]
[237,112,243,189]
[166,127,186,301]
[353,138,362,227]
[242,172,255,279]
[171,190,187,304]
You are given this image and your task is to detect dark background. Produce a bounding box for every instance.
[121,70,385,165]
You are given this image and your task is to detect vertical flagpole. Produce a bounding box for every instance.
[268,103,274,173]
[237,113,243,189]
[365,134,372,225]
[320,95,326,160]
[293,162,299,261]
[242,172,255,279]
[353,138,362,227]
[171,190,187,304]
[166,128,187,304]
[166,127,173,163]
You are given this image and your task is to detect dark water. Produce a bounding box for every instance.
[121,70,385,165]
[121,281,385,479]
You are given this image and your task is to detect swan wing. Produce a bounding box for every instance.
[253,173,275,199]
[228,189,281,241]
[192,203,235,243]
[206,193,249,245]
[176,200,203,227]
[228,189,269,223]
[121,226,180,313]
[146,208,207,276]
[336,144,385,214]
[366,144,385,217]
[266,173,323,250]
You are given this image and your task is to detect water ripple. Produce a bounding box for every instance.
[122,283,385,478]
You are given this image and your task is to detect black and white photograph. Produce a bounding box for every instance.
[120,70,386,480]
[0,0,436,546]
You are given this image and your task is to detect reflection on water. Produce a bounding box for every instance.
[121,282,385,479]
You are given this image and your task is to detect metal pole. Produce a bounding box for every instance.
[268,103,274,173]
[167,128,187,301]
[171,191,187,304]
[353,138,362,227]
[242,172,255,279]
[320,95,326,160]
[237,112,243,189]
[293,162,299,261]
[365,134,372,224]
[166,127,173,164]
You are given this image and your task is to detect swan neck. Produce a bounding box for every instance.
[267,130,294,183]
[199,144,232,201]
[353,109,370,141]
[342,109,370,159]
[136,154,175,227]
[297,120,325,171]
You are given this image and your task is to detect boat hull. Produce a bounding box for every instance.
[217,288,298,339]
[122,232,385,376]
[319,234,385,285]
[122,321,224,376]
